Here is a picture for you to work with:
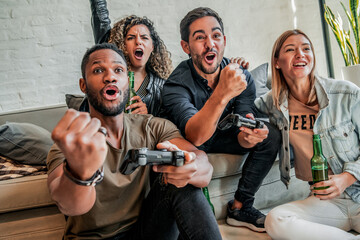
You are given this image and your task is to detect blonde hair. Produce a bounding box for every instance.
[271,29,317,109]
[109,15,173,79]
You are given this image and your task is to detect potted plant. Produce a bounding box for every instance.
[324,0,360,86]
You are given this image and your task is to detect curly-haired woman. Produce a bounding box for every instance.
[89,0,172,116]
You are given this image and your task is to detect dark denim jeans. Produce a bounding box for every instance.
[199,121,281,208]
[107,175,222,240]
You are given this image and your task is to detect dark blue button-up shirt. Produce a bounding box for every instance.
[162,57,256,145]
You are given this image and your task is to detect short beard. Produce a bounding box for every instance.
[191,48,222,74]
[86,85,129,117]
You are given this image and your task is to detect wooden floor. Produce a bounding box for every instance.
[218,220,272,240]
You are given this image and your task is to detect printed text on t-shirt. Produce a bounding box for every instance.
[289,114,316,130]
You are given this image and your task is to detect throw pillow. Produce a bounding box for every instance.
[249,63,270,98]
[65,94,86,110]
[0,122,53,165]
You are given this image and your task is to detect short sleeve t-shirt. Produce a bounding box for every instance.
[47,114,183,239]
[288,94,319,181]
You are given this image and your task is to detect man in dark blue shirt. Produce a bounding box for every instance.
[162,7,281,232]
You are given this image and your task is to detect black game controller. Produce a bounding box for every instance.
[218,113,264,130]
[120,148,185,175]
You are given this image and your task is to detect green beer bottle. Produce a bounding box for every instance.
[125,71,138,113]
[311,134,329,190]
[202,187,215,215]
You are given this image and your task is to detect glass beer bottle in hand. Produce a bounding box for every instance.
[311,134,329,190]
[125,71,138,113]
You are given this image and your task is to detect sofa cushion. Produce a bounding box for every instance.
[250,63,270,98]
[0,174,54,213]
[0,206,65,240]
[209,153,248,179]
[0,155,46,181]
[0,122,53,165]
[208,153,309,220]
[65,93,84,110]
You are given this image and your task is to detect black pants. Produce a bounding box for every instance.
[199,121,281,208]
[107,176,222,240]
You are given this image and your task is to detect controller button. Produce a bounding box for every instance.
[138,157,147,166]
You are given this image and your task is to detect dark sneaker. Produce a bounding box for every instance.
[226,200,266,232]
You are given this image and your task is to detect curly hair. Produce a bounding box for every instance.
[108,15,173,79]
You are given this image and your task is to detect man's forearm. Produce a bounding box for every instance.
[185,94,228,146]
[48,165,97,216]
[188,150,213,188]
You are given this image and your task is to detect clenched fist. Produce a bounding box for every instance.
[216,63,247,102]
[52,109,108,180]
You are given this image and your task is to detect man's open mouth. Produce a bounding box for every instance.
[103,85,120,101]
[205,52,216,64]
[206,54,215,61]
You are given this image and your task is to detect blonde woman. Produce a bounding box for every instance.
[255,29,360,240]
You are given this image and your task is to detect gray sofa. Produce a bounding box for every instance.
[0,104,310,240]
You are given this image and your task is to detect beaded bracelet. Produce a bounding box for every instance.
[63,160,104,187]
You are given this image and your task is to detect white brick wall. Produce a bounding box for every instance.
[0,0,338,113]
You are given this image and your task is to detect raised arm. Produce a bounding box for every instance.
[184,63,247,146]
[89,0,111,44]
[47,109,108,216]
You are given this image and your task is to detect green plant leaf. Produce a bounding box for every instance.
[324,1,359,66]
[345,29,357,64]
[324,4,351,65]
[342,0,360,63]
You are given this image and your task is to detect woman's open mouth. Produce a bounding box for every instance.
[293,61,307,68]
[102,85,120,101]
[134,49,144,60]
